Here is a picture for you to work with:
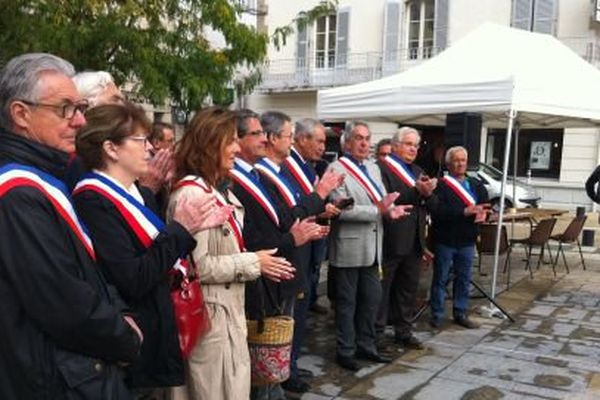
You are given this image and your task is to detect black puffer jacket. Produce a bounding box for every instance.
[0,129,141,399]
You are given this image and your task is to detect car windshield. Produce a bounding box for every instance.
[479,163,504,180]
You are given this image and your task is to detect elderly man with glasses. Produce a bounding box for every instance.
[0,53,142,399]
[376,126,437,350]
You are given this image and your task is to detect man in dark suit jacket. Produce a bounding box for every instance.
[231,109,325,398]
[377,127,437,349]
[257,111,342,394]
[430,146,489,329]
[281,118,342,314]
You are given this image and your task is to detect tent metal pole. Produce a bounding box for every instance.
[491,108,517,301]
[512,122,520,209]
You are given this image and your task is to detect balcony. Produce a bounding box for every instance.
[257,47,441,92]
[257,36,600,93]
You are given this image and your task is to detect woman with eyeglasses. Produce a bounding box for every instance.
[72,102,231,398]
[168,107,294,400]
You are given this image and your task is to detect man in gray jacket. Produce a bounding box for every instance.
[327,121,411,371]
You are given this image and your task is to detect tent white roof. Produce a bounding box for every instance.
[317,22,600,128]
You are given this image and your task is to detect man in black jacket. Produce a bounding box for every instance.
[231,109,324,399]
[0,53,142,399]
[377,127,437,349]
[430,146,489,329]
[257,111,342,394]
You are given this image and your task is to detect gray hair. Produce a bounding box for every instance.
[260,110,291,137]
[445,145,468,164]
[294,118,322,140]
[343,120,370,143]
[73,71,115,106]
[0,53,75,131]
[392,126,421,145]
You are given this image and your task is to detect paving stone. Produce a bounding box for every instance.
[554,307,589,322]
[524,304,557,317]
[427,326,492,348]
[299,394,333,400]
[394,341,467,372]
[297,258,600,400]
[437,352,589,393]
[298,354,326,377]
[411,377,517,400]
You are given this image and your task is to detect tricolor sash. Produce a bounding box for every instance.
[230,162,279,226]
[173,176,245,251]
[73,172,188,273]
[338,156,384,204]
[442,175,477,206]
[254,158,298,208]
[0,163,96,260]
[284,149,316,195]
[382,154,416,187]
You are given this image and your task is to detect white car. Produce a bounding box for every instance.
[468,163,540,209]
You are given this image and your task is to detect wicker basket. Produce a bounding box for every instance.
[247,316,294,386]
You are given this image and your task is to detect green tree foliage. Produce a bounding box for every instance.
[0,0,336,114]
[0,0,265,112]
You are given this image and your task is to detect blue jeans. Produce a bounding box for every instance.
[430,243,475,321]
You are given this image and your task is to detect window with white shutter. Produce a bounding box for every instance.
[384,1,401,63]
[407,0,435,59]
[296,22,308,70]
[511,0,556,34]
[533,0,556,34]
[335,7,350,67]
[315,15,337,68]
[434,0,448,53]
[511,0,533,30]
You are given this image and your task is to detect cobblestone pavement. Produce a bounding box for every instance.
[292,247,600,400]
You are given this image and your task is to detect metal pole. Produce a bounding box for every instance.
[491,108,517,300]
[512,122,520,210]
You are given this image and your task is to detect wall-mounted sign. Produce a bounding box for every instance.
[529,141,551,170]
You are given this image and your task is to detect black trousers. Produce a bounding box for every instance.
[334,265,382,357]
[376,252,421,338]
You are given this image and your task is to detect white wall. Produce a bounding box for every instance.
[247,91,317,120]
[342,0,385,54]
[556,0,595,37]
[448,0,511,45]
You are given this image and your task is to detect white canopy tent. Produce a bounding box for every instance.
[318,22,600,129]
[317,22,600,303]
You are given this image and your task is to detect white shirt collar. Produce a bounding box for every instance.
[93,169,145,205]
[234,157,254,173]
[260,157,281,173]
[291,147,307,164]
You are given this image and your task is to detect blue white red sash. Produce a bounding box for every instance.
[173,175,245,251]
[230,161,279,226]
[338,156,384,204]
[73,172,187,274]
[254,158,298,208]
[442,175,477,206]
[382,154,416,187]
[0,163,96,260]
[284,149,316,195]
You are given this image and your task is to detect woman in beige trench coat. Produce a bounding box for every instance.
[168,107,295,400]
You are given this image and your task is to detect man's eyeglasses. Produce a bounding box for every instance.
[19,99,89,120]
[401,142,420,149]
[248,129,265,136]
[126,135,149,146]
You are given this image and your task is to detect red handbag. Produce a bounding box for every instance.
[170,258,211,358]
